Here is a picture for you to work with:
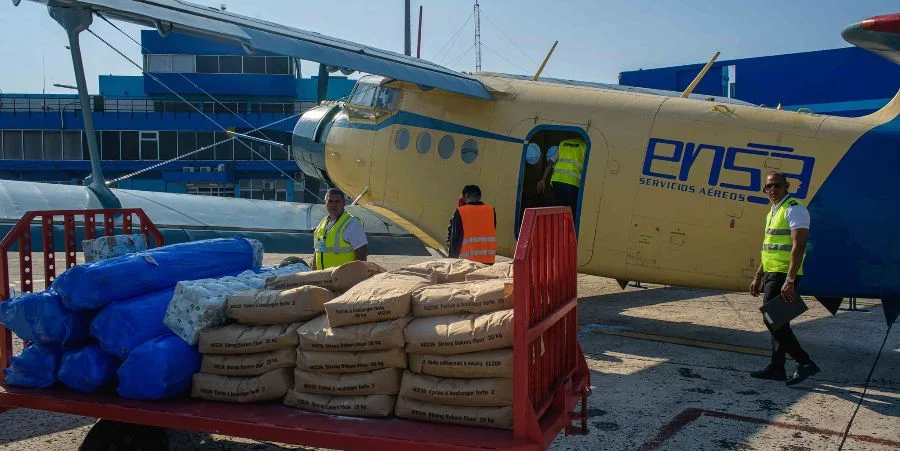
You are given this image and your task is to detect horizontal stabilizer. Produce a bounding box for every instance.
[19,0,492,100]
[842,13,900,65]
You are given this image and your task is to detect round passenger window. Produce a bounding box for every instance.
[438,135,455,159]
[525,142,541,165]
[461,139,479,164]
[395,128,410,150]
[416,131,432,154]
[547,145,559,163]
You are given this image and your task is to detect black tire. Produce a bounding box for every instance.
[78,419,169,451]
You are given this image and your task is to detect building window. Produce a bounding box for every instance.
[43,131,62,161]
[172,55,195,73]
[178,131,197,160]
[186,183,234,197]
[196,132,215,160]
[214,131,233,160]
[120,131,139,160]
[266,57,291,75]
[196,56,219,73]
[239,179,287,200]
[147,54,173,72]
[244,56,266,74]
[3,130,23,160]
[139,131,158,160]
[23,131,42,160]
[219,56,242,74]
[62,131,82,160]
[101,131,120,160]
[159,132,178,160]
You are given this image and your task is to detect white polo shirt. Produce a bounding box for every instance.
[770,197,810,230]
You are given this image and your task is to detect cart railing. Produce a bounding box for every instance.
[513,207,590,446]
[0,208,163,377]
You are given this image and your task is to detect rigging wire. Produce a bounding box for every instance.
[481,43,532,75]
[482,13,540,67]
[431,12,474,65]
[85,27,324,202]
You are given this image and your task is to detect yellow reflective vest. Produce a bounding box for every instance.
[551,138,586,188]
[313,212,360,270]
[761,196,805,275]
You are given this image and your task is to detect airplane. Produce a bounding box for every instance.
[9,1,900,325]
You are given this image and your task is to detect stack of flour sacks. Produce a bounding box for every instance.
[190,260,383,404]
[395,260,515,429]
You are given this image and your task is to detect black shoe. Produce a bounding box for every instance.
[786,361,820,386]
[750,364,786,381]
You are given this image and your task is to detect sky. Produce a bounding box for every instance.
[0,0,896,94]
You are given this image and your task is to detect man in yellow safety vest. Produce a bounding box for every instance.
[749,171,820,386]
[312,188,368,270]
[537,137,585,216]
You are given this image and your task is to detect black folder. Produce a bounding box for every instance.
[759,294,808,330]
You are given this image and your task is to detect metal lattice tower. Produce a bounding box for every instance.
[474,0,481,71]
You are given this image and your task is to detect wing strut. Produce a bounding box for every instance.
[49,5,120,208]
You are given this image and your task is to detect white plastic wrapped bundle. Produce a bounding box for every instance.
[163,263,308,345]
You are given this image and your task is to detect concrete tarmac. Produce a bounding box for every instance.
[1,253,897,450]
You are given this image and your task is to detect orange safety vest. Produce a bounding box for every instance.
[457,204,497,264]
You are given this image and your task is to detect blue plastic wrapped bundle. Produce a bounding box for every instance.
[117,333,201,400]
[90,288,175,359]
[52,237,261,311]
[3,343,63,388]
[57,344,118,393]
[0,290,92,346]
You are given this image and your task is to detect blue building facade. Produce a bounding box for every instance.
[619,47,900,117]
[0,30,355,201]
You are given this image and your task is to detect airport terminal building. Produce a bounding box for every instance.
[0,30,354,202]
[618,47,900,117]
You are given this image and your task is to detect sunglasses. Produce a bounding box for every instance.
[764,182,785,190]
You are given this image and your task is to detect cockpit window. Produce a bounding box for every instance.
[349,82,377,106]
[374,87,400,110]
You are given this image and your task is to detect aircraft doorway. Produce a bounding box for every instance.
[515,126,591,239]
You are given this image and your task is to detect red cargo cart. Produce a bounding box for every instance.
[0,207,590,450]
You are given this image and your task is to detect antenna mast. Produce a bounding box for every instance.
[474,0,481,71]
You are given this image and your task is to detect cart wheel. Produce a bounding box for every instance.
[79,419,169,451]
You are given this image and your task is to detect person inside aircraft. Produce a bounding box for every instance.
[537,137,586,216]
[447,185,497,264]
[312,188,368,270]
[749,171,820,386]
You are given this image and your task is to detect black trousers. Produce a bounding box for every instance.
[552,181,579,215]
[762,272,811,366]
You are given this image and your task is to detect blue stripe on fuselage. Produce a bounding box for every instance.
[803,112,900,299]
[332,110,524,144]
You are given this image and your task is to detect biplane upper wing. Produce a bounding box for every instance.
[17,0,493,99]
[842,13,900,65]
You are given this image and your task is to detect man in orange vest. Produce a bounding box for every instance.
[447,185,497,264]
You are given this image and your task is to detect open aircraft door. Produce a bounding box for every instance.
[513,122,607,267]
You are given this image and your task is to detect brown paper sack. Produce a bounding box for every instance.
[395,397,513,429]
[283,391,396,417]
[399,370,512,406]
[405,309,513,355]
[225,286,334,325]
[200,347,296,377]
[294,367,402,396]
[199,322,301,355]
[191,368,293,403]
[296,348,407,373]
[464,262,514,281]
[408,348,514,379]
[265,261,384,292]
[398,258,487,283]
[297,314,411,352]
[410,279,513,317]
[324,272,432,327]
